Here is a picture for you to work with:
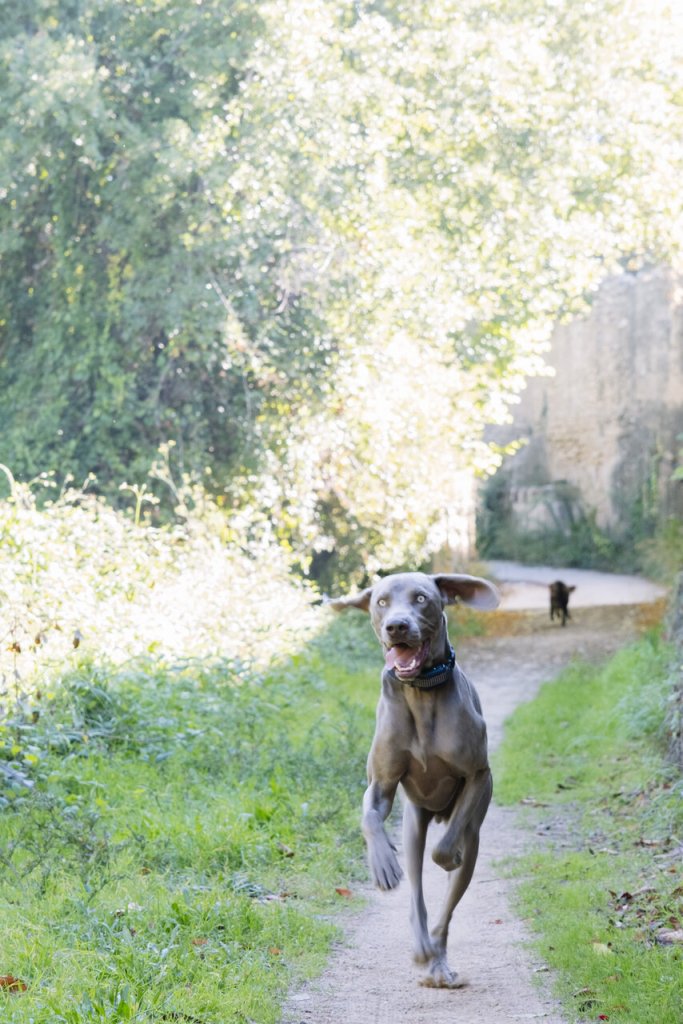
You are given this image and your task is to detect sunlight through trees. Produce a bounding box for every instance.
[1,0,681,582]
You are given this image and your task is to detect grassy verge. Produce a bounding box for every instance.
[0,614,381,1024]
[0,476,496,1023]
[493,633,683,1024]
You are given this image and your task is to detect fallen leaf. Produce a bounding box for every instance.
[269,947,282,955]
[0,975,27,993]
[335,887,352,897]
[191,937,208,947]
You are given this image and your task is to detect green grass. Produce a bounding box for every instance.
[0,614,380,1024]
[493,634,683,1024]
[0,476,501,1020]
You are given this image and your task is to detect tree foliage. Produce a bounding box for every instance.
[1,0,681,583]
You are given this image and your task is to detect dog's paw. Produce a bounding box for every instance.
[369,846,403,891]
[431,842,463,872]
[373,859,403,891]
[420,959,467,989]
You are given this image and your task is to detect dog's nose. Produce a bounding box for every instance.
[385,618,410,639]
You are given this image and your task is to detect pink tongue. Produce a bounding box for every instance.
[385,647,398,669]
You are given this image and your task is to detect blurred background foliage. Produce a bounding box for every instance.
[1,0,682,586]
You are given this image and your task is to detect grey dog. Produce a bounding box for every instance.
[329,570,499,987]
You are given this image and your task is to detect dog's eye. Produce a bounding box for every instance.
[415,594,426,604]
[378,598,387,607]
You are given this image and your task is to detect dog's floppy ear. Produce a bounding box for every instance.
[432,574,500,611]
[325,587,373,613]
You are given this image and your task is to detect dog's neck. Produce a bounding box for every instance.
[429,617,451,669]
[385,643,456,690]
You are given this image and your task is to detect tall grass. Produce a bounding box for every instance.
[493,634,683,1024]
[1,625,383,1023]
[0,475,382,1022]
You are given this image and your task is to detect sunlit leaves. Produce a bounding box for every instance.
[0,0,681,582]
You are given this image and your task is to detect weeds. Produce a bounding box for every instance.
[0,476,381,1023]
[0,624,378,1023]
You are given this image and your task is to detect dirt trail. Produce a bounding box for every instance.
[281,574,666,1024]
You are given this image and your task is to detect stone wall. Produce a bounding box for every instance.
[488,266,683,538]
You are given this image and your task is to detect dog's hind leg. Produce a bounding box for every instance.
[402,801,435,963]
[422,772,492,988]
[421,823,481,988]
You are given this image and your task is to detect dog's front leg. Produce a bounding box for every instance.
[432,767,492,872]
[362,778,403,890]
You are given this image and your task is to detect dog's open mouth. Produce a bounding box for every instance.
[385,640,431,679]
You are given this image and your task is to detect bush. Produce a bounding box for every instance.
[0,466,318,678]
[637,517,683,584]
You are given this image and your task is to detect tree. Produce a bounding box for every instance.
[1,0,681,582]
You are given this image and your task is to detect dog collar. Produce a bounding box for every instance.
[387,646,456,689]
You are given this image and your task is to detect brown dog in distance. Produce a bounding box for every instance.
[549,580,575,626]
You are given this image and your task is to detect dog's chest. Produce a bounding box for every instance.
[397,684,489,770]
[405,699,485,776]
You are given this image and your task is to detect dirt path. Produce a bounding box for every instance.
[487,560,667,611]
[281,574,666,1024]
